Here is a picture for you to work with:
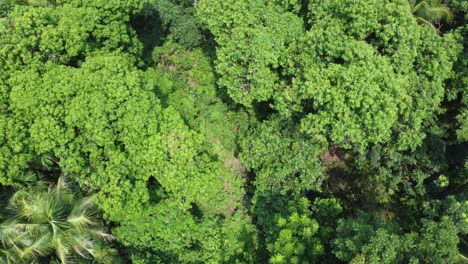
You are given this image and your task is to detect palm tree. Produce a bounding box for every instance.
[409,0,453,32]
[0,176,116,263]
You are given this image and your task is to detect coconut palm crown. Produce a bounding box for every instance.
[0,176,116,263]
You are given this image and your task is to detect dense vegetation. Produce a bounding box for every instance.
[0,0,466,263]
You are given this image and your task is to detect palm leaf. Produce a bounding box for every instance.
[13,223,50,238]
[416,16,438,32]
[425,5,453,23]
[11,172,38,190]
[66,214,95,230]
[26,0,47,6]
[38,153,54,169]
[3,176,115,263]
[67,197,97,229]
[0,221,22,247]
[409,0,453,31]
[17,233,52,260]
[69,234,96,259]
[19,193,53,224]
[54,237,71,264]
[55,176,71,195]
[88,228,115,242]
[411,0,429,13]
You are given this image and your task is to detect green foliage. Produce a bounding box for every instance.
[150,0,202,48]
[240,116,325,194]
[0,0,258,261]
[333,212,395,262]
[410,0,454,31]
[0,176,116,263]
[0,0,466,263]
[454,34,468,142]
[270,198,323,264]
[0,0,143,76]
[409,217,460,263]
[199,0,461,153]
[198,2,465,262]
[333,212,462,263]
[312,198,343,243]
[298,0,460,152]
[151,41,242,159]
[251,194,323,264]
[197,0,304,106]
[4,52,253,262]
[0,0,50,7]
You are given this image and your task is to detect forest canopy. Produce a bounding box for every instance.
[0,0,467,263]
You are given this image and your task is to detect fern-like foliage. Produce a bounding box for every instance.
[409,0,453,31]
[0,176,116,263]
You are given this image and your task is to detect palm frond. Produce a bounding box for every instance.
[417,16,439,32]
[11,172,38,190]
[12,223,50,237]
[54,237,71,264]
[55,175,71,195]
[39,153,54,169]
[17,193,51,223]
[409,0,453,31]
[3,177,115,263]
[411,0,429,13]
[17,233,52,260]
[67,197,97,229]
[88,229,116,242]
[26,0,48,6]
[425,5,453,23]
[69,234,96,259]
[67,214,95,230]
[9,189,32,209]
[0,221,22,247]
[74,196,95,213]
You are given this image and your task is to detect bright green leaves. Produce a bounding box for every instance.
[240,117,325,194]
[293,0,460,152]
[454,29,468,142]
[252,195,323,264]
[199,0,461,153]
[198,0,304,106]
[151,41,242,159]
[0,1,256,260]
[411,217,460,263]
[333,212,462,263]
[0,0,465,262]
[198,1,466,262]
[296,51,408,151]
[4,53,163,190]
[0,0,143,74]
[270,200,323,263]
[333,212,390,262]
[312,197,343,243]
[1,47,252,262]
[0,116,33,185]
